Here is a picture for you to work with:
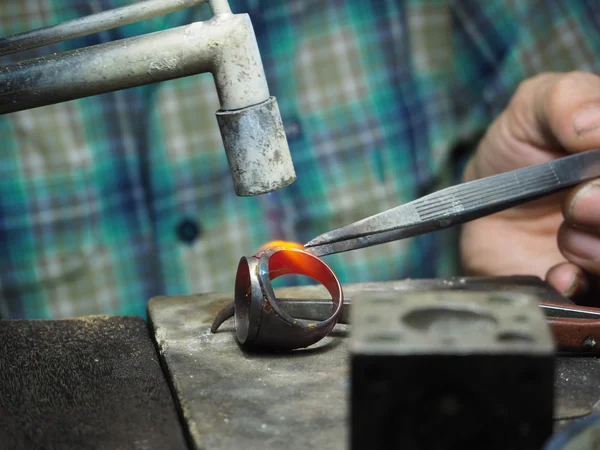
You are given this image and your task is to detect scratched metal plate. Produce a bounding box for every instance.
[149,290,349,450]
[147,278,600,450]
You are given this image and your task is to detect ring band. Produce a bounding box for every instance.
[234,246,344,351]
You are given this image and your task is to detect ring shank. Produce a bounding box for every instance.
[235,247,344,351]
[261,249,342,328]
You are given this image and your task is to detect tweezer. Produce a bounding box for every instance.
[304,149,600,257]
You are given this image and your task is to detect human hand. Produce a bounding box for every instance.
[460,71,600,303]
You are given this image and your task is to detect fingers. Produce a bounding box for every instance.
[460,70,600,296]
[510,71,600,153]
[546,261,588,300]
[558,180,600,273]
[553,180,600,302]
[563,179,600,227]
[463,71,600,183]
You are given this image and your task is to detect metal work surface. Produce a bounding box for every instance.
[0,315,188,450]
[148,279,600,449]
[149,291,348,450]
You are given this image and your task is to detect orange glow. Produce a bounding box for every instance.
[256,240,311,275]
[258,240,304,252]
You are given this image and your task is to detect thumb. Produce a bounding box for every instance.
[465,71,600,181]
[515,70,600,153]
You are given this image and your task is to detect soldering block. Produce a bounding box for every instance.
[350,290,555,450]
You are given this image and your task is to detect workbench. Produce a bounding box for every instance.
[1,280,599,450]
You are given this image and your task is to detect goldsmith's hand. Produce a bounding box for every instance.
[460,71,600,303]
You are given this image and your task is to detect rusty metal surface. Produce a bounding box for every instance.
[148,279,600,449]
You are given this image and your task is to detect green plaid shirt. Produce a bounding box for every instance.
[0,0,598,319]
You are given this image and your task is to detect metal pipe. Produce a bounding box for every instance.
[0,9,296,196]
[0,0,209,57]
[208,0,232,15]
[0,13,268,112]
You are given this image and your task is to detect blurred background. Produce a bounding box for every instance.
[0,0,597,319]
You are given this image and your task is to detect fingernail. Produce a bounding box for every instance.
[563,228,600,261]
[569,182,600,226]
[563,273,578,297]
[563,272,589,298]
[573,105,600,135]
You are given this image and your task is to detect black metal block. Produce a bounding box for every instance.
[350,290,555,450]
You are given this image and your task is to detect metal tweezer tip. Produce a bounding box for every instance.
[304,234,330,248]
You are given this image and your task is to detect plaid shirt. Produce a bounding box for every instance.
[0,0,598,319]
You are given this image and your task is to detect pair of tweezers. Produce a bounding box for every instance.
[304,150,600,256]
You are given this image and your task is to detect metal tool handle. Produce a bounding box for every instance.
[412,149,600,228]
[547,319,600,354]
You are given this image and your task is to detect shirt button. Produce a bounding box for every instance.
[176,219,202,244]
